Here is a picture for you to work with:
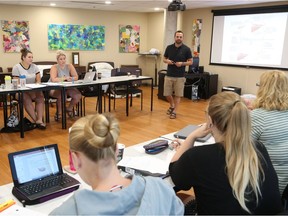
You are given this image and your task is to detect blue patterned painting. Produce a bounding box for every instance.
[48,24,105,50]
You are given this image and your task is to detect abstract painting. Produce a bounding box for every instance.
[192,19,202,57]
[1,20,30,53]
[119,25,140,53]
[48,24,105,50]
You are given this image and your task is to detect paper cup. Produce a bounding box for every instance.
[117,143,125,162]
[97,72,102,79]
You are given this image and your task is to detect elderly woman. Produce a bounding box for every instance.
[49,50,82,121]
[49,113,184,215]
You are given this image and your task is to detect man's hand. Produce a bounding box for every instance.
[175,62,183,67]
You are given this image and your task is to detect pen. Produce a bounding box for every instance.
[0,199,16,212]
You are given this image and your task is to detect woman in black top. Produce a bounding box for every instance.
[169,91,283,214]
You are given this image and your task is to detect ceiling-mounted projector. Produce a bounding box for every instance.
[168,0,186,11]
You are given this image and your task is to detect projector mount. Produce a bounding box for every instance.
[168,0,186,11]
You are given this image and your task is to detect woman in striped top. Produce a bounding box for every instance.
[251,70,288,195]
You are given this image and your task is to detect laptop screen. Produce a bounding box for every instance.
[8,144,62,185]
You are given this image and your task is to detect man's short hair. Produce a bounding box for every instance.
[174,30,184,37]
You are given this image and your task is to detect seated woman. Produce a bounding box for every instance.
[49,50,82,121]
[49,113,184,215]
[251,70,288,195]
[169,91,283,214]
[12,48,46,129]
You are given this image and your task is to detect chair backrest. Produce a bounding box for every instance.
[0,73,12,84]
[87,61,114,71]
[111,68,142,87]
[41,68,51,82]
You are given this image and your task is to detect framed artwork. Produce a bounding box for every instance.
[1,20,30,53]
[72,52,79,66]
[119,24,140,53]
[192,19,202,57]
[48,24,105,50]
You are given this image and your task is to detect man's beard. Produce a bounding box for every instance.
[175,40,182,45]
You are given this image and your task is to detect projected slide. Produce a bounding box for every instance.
[222,13,286,65]
[210,10,288,69]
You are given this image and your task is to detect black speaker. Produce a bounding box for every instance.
[199,66,204,73]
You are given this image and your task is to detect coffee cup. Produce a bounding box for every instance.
[97,72,102,79]
[117,143,125,162]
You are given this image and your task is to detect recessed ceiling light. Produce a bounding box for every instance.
[154,8,160,11]
[105,1,111,4]
[50,3,56,6]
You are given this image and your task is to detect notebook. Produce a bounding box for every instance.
[174,125,212,142]
[75,71,96,83]
[8,144,80,205]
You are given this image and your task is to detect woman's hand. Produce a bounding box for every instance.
[169,139,182,151]
[170,123,211,163]
[190,123,211,139]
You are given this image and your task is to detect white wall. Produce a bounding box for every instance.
[0,4,154,74]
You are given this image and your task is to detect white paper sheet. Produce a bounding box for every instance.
[0,204,46,216]
[117,151,175,174]
[25,84,46,89]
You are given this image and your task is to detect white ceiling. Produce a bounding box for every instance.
[0,0,285,13]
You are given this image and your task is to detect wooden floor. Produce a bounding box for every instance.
[0,86,208,186]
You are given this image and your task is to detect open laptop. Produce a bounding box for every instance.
[8,144,80,205]
[174,124,212,142]
[74,71,96,83]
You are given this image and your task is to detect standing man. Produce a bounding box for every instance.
[163,30,192,119]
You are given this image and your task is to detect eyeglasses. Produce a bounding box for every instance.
[256,83,260,87]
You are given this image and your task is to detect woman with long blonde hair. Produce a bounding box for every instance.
[252,70,288,195]
[169,91,282,214]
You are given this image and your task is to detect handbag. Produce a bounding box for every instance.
[7,101,19,128]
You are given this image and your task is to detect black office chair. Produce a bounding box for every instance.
[108,68,143,111]
[81,86,106,116]
[78,73,106,116]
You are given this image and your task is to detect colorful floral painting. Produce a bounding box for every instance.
[48,24,105,50]
[119,25,140,53]
[1,20,30,53]
[192,19,202,57]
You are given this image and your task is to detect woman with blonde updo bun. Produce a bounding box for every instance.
[50,113,184,215]
[49,50,82,121]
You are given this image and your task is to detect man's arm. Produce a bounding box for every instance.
[163,56,175,65]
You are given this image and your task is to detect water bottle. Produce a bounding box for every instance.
[71,76,74,84]
[19,75,26,88]
[4,75,11,89]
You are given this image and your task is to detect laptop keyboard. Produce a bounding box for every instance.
[20,174,74,195]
